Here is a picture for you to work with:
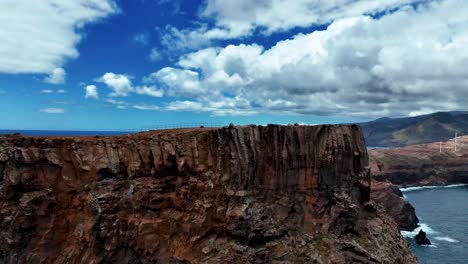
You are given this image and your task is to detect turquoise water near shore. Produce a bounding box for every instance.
[401,185,468,264]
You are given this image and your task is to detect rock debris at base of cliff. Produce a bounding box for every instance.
[0,125,417,263]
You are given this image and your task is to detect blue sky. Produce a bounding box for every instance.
[1,0,467,131]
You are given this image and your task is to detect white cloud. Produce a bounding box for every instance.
[408,108,436,117]
[161,0,422,50]
[39,89,66,94]
[44,68,66,84]
[0,1,117,74]
[105,100,160,111]
[135,86,164,97]
[85,85,99,99]
[105,98,129,109]
[40,108,65,114]
[98,72,164,98]
[147,0,468,117]
[144,67,205,97]
[133,104,160,111]
[98,72,134,97]
[40,89,54,94]
[149,48,162,62]
[166,101,205,111]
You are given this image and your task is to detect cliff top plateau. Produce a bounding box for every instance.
[0,124,416,264]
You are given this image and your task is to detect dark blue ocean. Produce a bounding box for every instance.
[0,130,127,137]
[401,185,468,264]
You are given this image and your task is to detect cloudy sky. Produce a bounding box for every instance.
[1,0,467,131]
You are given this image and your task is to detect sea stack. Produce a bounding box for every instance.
[414,230,432,245]
[0,125,417,263]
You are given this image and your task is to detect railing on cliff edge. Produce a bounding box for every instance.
[126,122,224,133]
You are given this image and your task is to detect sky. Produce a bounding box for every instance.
[1,0,467,131]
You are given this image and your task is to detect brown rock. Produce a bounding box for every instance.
[369,136,468,186]
[371,180,419,230]
[0,125,416,263]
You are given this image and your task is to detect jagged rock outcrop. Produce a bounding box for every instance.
[369,136,468,186]
[370,180,418,230]
[414,230,431,245]
[0,125,417,263]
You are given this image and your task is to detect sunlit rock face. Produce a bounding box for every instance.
[0,125,416,263]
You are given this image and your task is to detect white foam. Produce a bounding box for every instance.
[401,223,438,238]
[421,244,437,248]
[434,236,459,243]
[400,184,468,192]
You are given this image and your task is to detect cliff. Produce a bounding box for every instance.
[370,136,468,186]
[370,180,418,231]
[0,125,416,263]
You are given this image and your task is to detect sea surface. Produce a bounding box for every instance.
[401,185,468,264]
[0,130,128,137]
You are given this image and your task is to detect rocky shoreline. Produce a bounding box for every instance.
[369,138,468,250]
[370,180,419,231]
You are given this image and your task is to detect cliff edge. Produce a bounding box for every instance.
[0,125,416,263]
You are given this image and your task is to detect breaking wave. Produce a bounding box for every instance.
[434,236,459,243]
[400,184,468,193]
[401,223,438,238]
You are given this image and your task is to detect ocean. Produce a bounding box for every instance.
[401,185,468,264]
[0,130,128,137]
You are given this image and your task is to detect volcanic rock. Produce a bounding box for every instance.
[414,230,431,245]
[369,136,468,186]
[0,125,417,263]
[370,180,419,230]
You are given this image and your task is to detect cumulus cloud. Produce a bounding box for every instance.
[135,86,164,97]
[144,67,204,97]
[85,85,99,99]
[161,0,421,50]
[98,72,164,98]
[39,108,65,114]
[44,68,66,84]
[98,73,134,97]
[0,1,117,74]
[146,0,468,117]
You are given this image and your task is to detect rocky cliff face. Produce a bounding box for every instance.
[370,180,418,231]
[370,136,468,186]
[0,125,416,263]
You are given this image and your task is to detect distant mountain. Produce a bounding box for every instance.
[359,111,468,147]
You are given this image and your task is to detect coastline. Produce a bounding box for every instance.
[399,183,468,192]
[399,184,468,263]
[399,183,467,243]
